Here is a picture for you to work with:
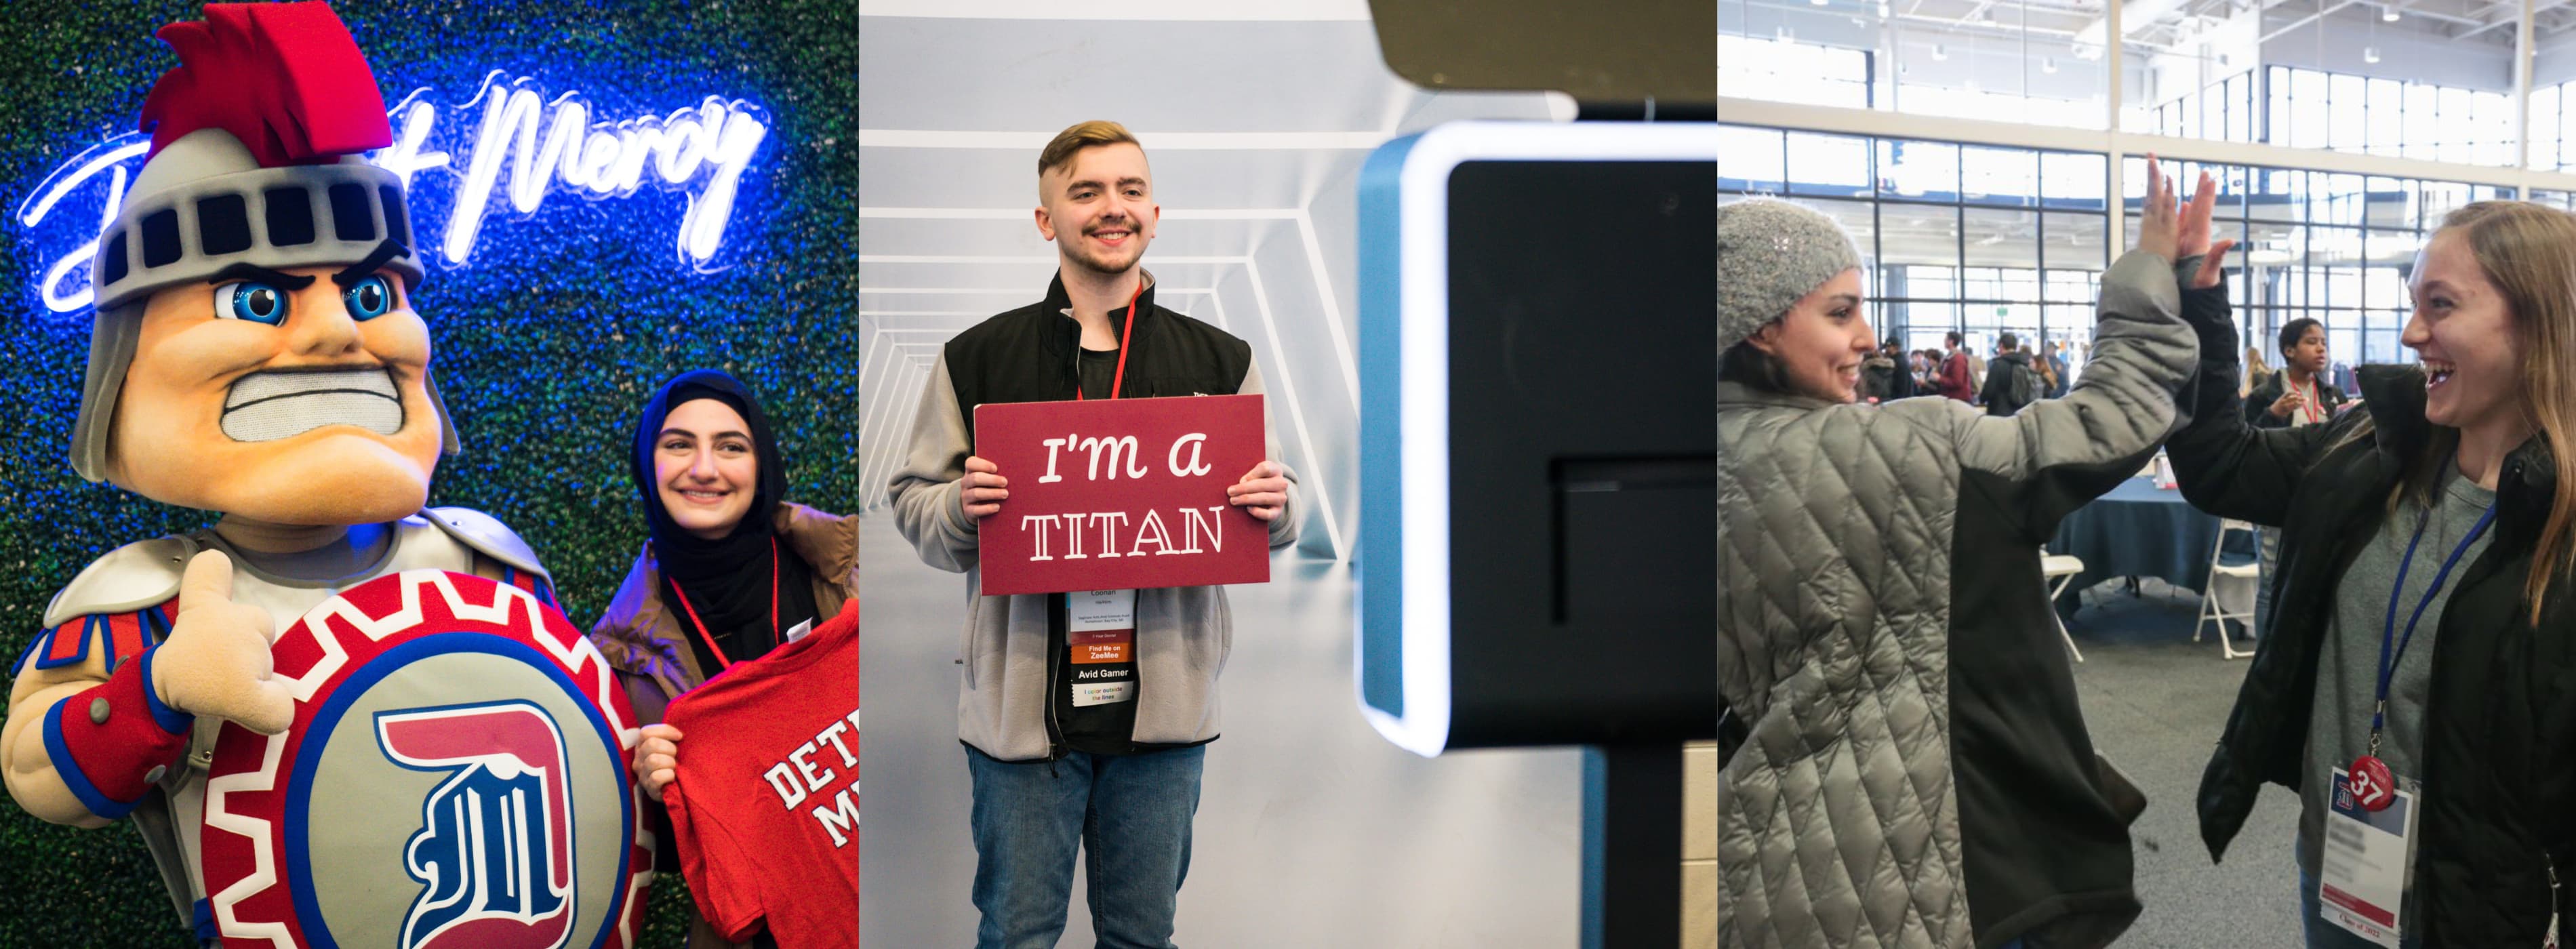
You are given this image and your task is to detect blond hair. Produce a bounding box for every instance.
[2345,201,2576,624]
[1038,120,1141,182]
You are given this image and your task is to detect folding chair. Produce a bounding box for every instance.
[2042,550,2087,662]
[2194,519,2261,659]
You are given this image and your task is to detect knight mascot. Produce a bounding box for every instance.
[1,5,650,946]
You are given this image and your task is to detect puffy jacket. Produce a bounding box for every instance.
[2169,283,2576,946]
[1716,249,2198,948]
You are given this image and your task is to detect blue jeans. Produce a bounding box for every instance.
[2298,855,2422,949]
[965,744,1206,949]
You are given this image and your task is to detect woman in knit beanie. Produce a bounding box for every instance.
[1716,160,2230,949]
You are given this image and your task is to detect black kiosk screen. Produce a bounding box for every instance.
[1441,158,1716,748]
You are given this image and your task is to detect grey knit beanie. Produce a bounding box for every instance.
[1716,199,1862,352]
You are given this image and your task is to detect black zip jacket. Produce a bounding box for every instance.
[2168,282,2576,946]
[2245,366,2348,429]
[944,272,1252,443]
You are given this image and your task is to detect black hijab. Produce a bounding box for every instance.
[631,370,819,675]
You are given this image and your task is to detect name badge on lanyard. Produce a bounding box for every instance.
[2321,765,2419,948]
[2324,493,2499,946]
[1068,589,1135,707]
[2346,498,2495,806]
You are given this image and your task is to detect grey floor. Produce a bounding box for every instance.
[2064,579,2309,949]
[860,513,1585,948]
[859,498,2312,948]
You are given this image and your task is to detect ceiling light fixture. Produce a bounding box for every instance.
[2042,56,2059,73]
[2364,45,2381,62]
[1931,43,1949,60]
[2382,5,2400,20]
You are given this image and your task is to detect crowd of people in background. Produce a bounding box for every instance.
[1859,330,2080,409]
[1857,317,2362,420]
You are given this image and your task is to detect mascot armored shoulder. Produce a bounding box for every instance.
[1,5,643,947]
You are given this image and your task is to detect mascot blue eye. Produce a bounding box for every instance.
[344,275,395,321]
[213,281,289,325]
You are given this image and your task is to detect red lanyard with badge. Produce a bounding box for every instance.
[1066,283,1146,708]
[665,538,779,672]
[1075,283,1145,402]
[2346,498,2499,811]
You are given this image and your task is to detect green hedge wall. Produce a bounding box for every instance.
[0,1,856,945]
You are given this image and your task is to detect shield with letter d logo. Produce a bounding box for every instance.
[199,570,649,949]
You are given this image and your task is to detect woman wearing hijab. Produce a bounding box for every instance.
[587,369,858,948]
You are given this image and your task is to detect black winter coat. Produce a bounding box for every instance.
[2168,283,2576,946]
[2245,366,2348,429]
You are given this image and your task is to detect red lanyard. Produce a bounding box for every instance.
[665,538,778,672]
[1076,282,1145,401]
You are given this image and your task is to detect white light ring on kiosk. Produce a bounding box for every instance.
[1354,120,1722,758]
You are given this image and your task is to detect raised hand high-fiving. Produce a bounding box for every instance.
[2175,166,2238,289]
[2135,155,2181,265]
[150,551,294,735]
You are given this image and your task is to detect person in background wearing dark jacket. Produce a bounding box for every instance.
[1716,159,2227,949]
[2247,318,2344,430]
[1861,337,1916,403]
[2169,201,2576,948]
[1979,331,2041,416]
[2046,339,2073,398]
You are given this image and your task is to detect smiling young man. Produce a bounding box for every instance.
[0,7,555,946]
[889,120,1298,949]
[2247,317,2345,430]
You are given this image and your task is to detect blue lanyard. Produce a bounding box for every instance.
[2369,498,2500,746]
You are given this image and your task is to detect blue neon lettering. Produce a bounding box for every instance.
[14,73,768,312]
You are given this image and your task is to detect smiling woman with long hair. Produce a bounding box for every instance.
[1714,160,2228,949]
[2172,201,2576,947]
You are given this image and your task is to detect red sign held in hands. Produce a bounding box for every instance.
[975,395,1272,596]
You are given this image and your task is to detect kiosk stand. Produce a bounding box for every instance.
[1356,121,1720,948]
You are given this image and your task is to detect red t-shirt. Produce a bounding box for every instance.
[664,603,860,947]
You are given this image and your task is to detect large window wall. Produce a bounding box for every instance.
[1720,126,2110,357]
[1723,0,2576,379]
[2116,158,2503,366]
[1722,125,2507,373]
[1721,0,2551,167]
[2148,66,2518,165]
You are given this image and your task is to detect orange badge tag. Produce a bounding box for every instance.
[1068,590,1137,665]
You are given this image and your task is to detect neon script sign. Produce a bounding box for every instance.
[16,71,769,312]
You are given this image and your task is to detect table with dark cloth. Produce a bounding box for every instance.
[2048,476,2249,620]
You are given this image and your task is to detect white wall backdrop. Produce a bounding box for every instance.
[856,4,1594,946]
